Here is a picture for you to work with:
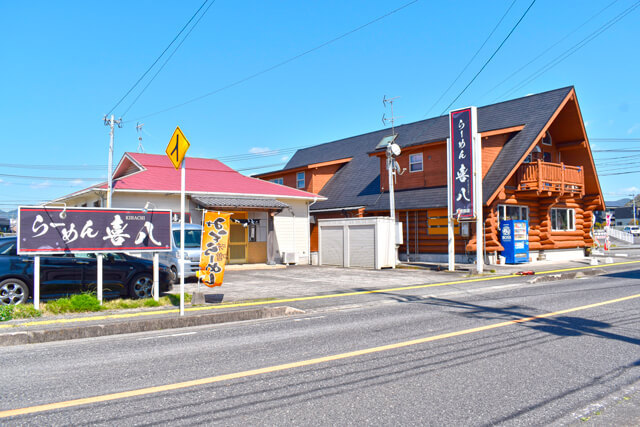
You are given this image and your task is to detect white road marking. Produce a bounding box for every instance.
[138,332,197,341]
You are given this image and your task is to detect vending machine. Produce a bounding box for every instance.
[500,219,529,264]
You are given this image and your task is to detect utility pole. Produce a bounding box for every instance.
[103,115,122,208]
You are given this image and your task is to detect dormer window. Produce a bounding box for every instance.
[542,131,552,146]
[270,177,284,185]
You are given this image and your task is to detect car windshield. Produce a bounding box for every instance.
[173,229,202,248]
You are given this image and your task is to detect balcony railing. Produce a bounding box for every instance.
[515,160,584,195]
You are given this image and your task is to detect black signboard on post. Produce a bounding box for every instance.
[18,207,172,255]
[449,107,477,220]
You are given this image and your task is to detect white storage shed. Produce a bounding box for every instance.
[318,217,397,269]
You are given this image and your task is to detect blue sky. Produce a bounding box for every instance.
[1,0,639,210]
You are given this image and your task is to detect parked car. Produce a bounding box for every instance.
[0,236,172,305]
[623,226,640,236]
[136,223,203,282]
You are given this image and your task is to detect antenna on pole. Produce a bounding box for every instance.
[382,95,401,136]
[136,122,145,153]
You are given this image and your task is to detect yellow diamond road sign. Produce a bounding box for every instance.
[166,126,191,170]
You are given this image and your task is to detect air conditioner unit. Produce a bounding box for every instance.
[283,252,298,264]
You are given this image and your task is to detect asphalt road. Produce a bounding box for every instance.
[2,268,640,425]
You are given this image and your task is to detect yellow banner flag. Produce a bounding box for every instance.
[197,211,231,287]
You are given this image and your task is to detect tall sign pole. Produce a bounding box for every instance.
[166,126,191,316]
[448,107,480,273]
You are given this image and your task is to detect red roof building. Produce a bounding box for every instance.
[55,152,324,265]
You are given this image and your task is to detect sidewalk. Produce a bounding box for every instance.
[1,254,638,346]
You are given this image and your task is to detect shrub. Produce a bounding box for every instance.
[68,293,102,312]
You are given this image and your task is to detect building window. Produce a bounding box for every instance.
[93,200,101,207]
[542,131,552,146]
[296,172,305,189]
[498,205,529,221]
[270,177,284,185]
[409,153,423,172]
[524,146,542,163]
[551,208,575,231]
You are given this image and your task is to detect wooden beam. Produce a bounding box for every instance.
[479,125,525,138]
[556,140,586,150]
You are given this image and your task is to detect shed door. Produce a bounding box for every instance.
[321,226,344,266]
[348,225,375,268]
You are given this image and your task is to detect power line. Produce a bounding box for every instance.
[478,0,619,103]
[424,0,517,117]
[106,0,212,117]
[0,163,105,170]
[496,0,640,101]
[127,0,419,123]
[0,173,103,181]
[120,0,217,117]
[439,0,537,115]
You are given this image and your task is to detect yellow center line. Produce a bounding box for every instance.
[3,259,639,329]
[2,292,639,419]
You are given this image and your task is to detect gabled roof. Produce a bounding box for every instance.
[58,153,323,202]
[281,86,576,211]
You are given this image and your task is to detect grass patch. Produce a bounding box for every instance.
[42,293,103,315]
[0,304,42,322]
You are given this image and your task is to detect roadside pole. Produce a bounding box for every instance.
[165,126,190,317]
[33,256,40,310]
[180,158,185,316]
[474,129,484,274]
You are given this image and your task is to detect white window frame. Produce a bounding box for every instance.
[296,171,305,189]
[541,131,553,146]
[550,207,575,231]
[497,204,529,222]
[270,177,284,185]
[409,153,423,173]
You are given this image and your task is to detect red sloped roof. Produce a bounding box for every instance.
[79,153,322,200]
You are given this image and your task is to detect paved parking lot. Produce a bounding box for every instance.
[169,256,629,303]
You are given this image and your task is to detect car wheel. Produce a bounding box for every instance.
[0,278,30,305]
[129,274,153,299]
[170,266,178,283]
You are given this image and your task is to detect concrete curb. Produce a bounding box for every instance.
[0,306,304,347]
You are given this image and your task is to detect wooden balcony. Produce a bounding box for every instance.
[515,160,585,196]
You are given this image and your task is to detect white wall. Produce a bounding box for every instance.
[273,199,310,264]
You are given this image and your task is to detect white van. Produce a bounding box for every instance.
[138,223,203,282]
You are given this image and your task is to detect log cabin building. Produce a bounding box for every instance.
[256,87,605,263]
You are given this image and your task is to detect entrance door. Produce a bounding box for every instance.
[228,212,248,264]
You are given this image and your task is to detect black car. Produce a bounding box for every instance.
[0,237,172,305]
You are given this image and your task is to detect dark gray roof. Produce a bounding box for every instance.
[613,206,639,218]
[191,196,289,210]
[283,86,574,211]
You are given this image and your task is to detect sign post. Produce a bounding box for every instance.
[18,206,172,308]
[166,126,190,316]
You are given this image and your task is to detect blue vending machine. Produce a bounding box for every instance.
[500,219,529,264]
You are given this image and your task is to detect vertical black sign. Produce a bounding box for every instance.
[450,108,474,220]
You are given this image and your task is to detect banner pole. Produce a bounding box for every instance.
[180,158,186,316]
